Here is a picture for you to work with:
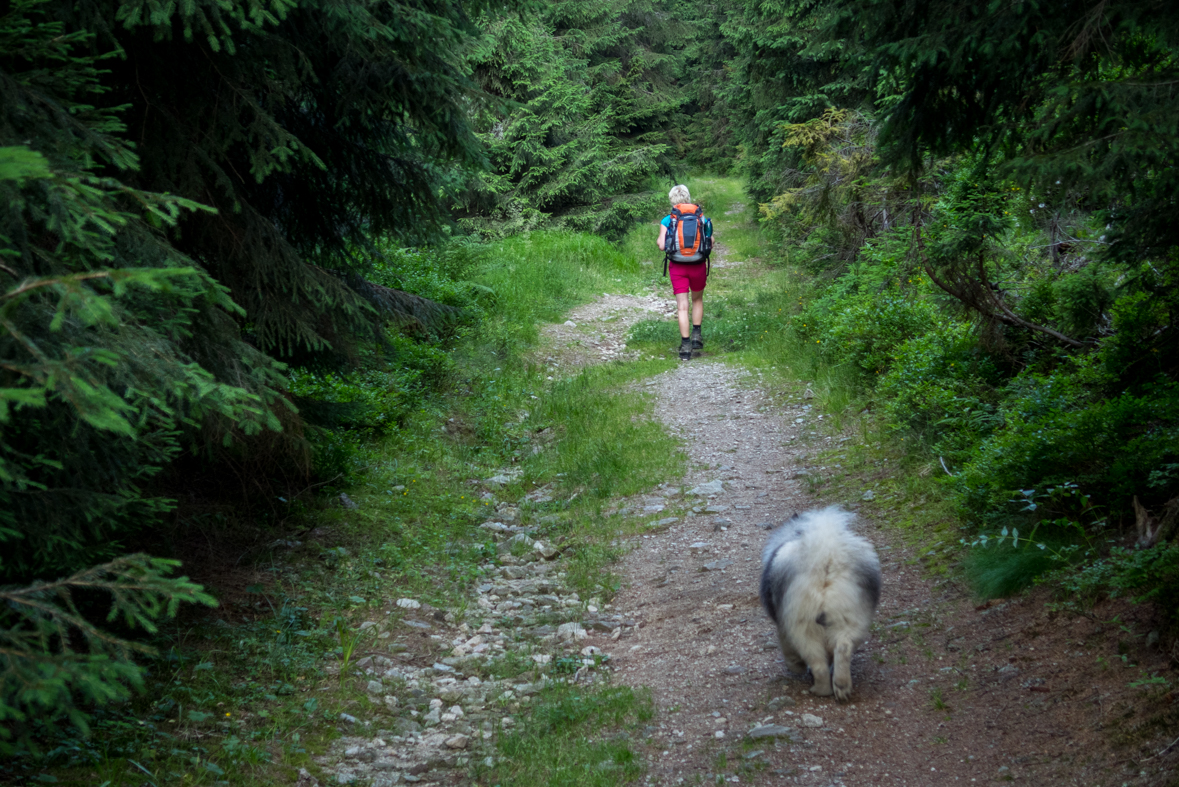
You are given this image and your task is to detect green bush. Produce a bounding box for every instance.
[877,322,1002,463]
[290,336,453,433]
[954,360,1179,525]
[965,540,1067,599]
[1058,543,1179,622]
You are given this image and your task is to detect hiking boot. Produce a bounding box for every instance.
[679,338,692,361]
[690,326,703,350]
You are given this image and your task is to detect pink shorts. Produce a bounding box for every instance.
[668,261,708,294]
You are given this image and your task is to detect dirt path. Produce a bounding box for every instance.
[605,358,1176,787]
[534,234,1179,787]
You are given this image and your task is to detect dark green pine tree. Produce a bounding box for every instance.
[720,0,870,201]
[465,0,696,238]
[1,0,501,742]
[64,0,491,361]
[0,0,246,748]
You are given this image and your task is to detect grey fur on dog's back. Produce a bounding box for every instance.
[760,506,881,701]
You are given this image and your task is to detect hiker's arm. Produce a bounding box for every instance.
[657,223,667,251]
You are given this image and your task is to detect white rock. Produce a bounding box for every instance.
[448,705,464,718]
[580,646,602,657]
[801,713,823,728]
[688,480,726,496]
[445,734,470,749]
[531,654,552,664]
[557,622,588,641]
[396,598,421,610]
[564,320,577,327]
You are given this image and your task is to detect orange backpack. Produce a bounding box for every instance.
[665,203,712,273]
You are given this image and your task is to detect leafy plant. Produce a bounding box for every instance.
[0,555,216,753]
[333,618,366,680]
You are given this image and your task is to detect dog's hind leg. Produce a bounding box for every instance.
[776,628,807,675]
[832,636,854,701]
[797,639,833,696]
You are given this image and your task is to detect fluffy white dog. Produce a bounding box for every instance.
[760,506,881,700]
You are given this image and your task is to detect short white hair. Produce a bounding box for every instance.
[669,184,691,205]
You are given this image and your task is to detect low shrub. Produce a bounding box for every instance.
[877,322,1002,464]
[1057,542,1179,623]
[954,361,1179,526]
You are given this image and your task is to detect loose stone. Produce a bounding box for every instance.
[800,713,823,728]
[747,725,795,740]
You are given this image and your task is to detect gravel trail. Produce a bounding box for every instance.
[607,358,1176,787]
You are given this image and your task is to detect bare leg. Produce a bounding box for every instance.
[691,290,703,327]
[676,292,691,339]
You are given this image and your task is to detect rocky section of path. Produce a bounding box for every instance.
[304,500,645,787]
[608,360,1177,787]
[539,292,668,368]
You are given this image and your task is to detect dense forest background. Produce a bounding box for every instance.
[2,0,1177,765]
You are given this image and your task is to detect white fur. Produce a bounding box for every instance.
[760,506,881,701]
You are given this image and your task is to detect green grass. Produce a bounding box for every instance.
[962,533,1081,599]
[481,684,653,787]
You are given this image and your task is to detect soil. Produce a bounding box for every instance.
[540,241,1179,786]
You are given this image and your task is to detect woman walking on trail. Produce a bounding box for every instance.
[657,184,713,361]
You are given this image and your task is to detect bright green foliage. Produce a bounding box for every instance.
[0,554,215,753]
[876,322,1001,465]
[1060,542,1179,621]
[956,366,1179,526]
[486,684,652,786]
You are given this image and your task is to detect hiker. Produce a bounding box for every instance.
[657,184,713,360]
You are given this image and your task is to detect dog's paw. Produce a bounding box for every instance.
[833,679,852,702]
[808,683,833,697]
